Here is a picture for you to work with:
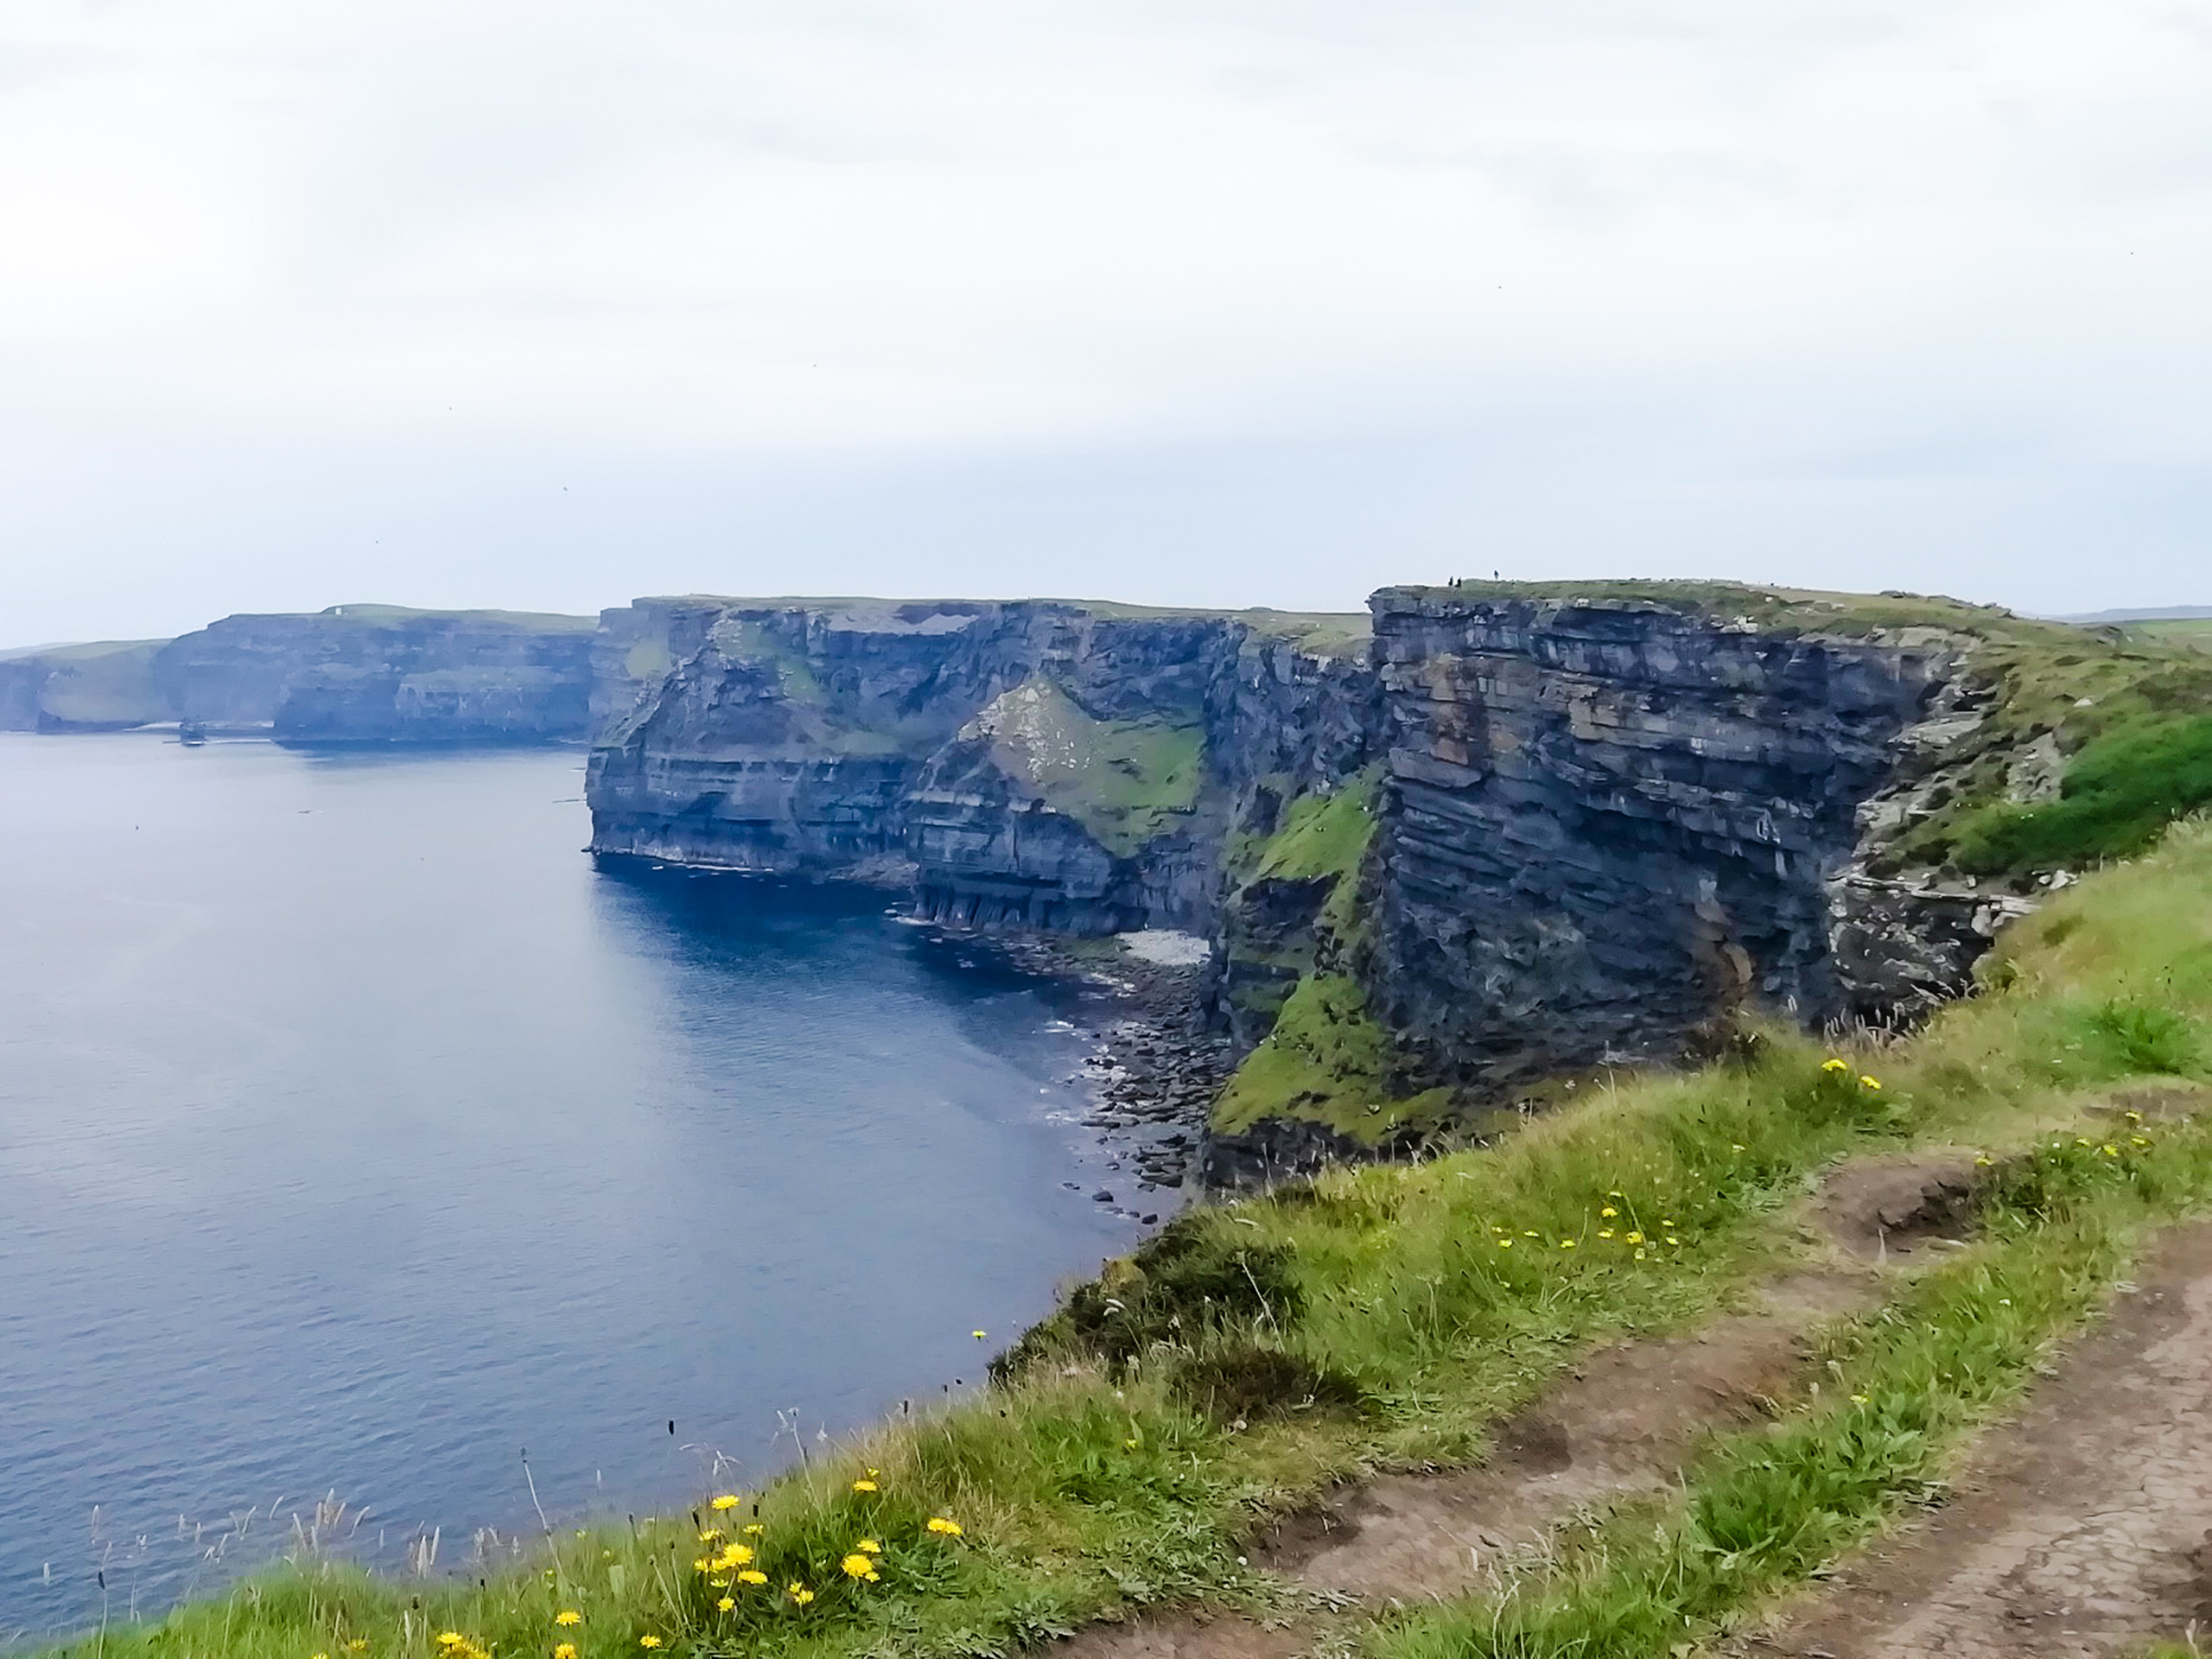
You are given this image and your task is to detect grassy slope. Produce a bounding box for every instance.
[979,680,1207,856]
[60,802,2212,1659]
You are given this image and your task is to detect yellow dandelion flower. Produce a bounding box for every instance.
[639,1637,663,1649]
[851,1478,878,1492]
[841,1554,879,1580]
[717,1544,753,1568]
[1560,1238,1577,1249]
[1496,1237,1511,1249]
[856,1538,881,1554]
[2134,1135,2152,1146]
[710,1494,740,1511]
[1624,1230,1643,1244]
[737,1569,767,1585]
[555,1646,578,1659]
[1597,1230,1613,1239]
[555,1612,582,1629]
[1821,1058,1849,1073]
[437,1636,467,1649]
[349,1643,369,1654]
[1849,1394,1870,1406]
[742,1523,765,1535]
[972,1330,987,1339]
[1666,1236,1681,1246]
[927,1517,964,1537]
[697,1529,721,1542]
[313,1650,330,1658]
[716,1597,734,1613]
[1975,1155,1993,1166]
[787,1583,815,1605]
[1599,1206,1618,1218]
[1124,1436,1141,1448]
[2127,1109,2145,1122]
[693,1557,711,1573]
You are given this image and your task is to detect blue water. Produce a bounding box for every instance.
[0,735,1138,1638]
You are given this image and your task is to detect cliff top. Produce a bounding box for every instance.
[1376,577,2088,648]
[624,594,1370,655]
[188,604,599,634]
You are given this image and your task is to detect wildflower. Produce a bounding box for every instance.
[1597,1230,1613,1239]
[1859,1077,1882,1091]
[2134,1135,2152,1146]
[1731,1143,1745,1154]
[1666,1236,1681,1247]
[555,1613,582,1629]
[927,1517,964,1537]
[715,1544,753,1568]
[716,1597,734,1613]
[972,1330,988,1339]
[1607,1188,1624,1198]
[1849,1394,1870,1406]
[1975,1155,1993,1166]
[693,1557,711,1573]
[640,1637,663,1649]
[842,1554,880,1581]
[737,1570,767,1586]
[856,1538,882,1554]
[1124,1437,1141,1449]
[1624,1230,1643,1244]
[1821,1058,1849,1073]
[710,1494,740,1511]
[438,1637,467,1649]
[1599,1206,1618,1218]
[1560,1238,1577,1249]
[742,1524,765,1535]
[787,1583,815,1605]
[698,1529,721,1542]
[1496,1237,1511,1249]
[1634,1249,1647,1261]
[555,1646,578,1659]
[1522,1230,1538,1237]
[2127,1109,2145,1122]
[313,1651,329,1658]
[348,1644,368,1654]
[851,1478,878,1493]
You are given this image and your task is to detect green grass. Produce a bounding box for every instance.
[1953,715,2212,873]
[977,679,1208,856]
[44,820,2212,1659]
[1207,973,1452,1142]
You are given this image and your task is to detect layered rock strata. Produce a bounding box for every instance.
[1364,588,1976,1090]
[584,599,1380,935]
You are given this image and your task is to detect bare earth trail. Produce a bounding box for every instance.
[1052,1154,1981,1659]
[1741,1217,2212,1659]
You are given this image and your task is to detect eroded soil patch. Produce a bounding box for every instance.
[1810,1150,1984,1263]
[1743,1219,2212,1659]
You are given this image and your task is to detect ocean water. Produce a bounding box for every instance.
[0,735,1139,1637]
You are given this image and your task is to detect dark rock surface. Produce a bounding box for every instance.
[1363,588,1977,1091]
[585,599,1378,935]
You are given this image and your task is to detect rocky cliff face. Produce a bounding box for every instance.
[1363,588,1988,1092]
[584,599,1379,934]
[154,607,598,740]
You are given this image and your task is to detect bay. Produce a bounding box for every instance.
[0,735,1135,1637]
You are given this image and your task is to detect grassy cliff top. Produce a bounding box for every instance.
[173,605,598,634]
[624,595,1370,654]
[0,637,171,662]
[1377,577,2083,646]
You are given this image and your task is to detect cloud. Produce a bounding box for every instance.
[2,0,2209,639]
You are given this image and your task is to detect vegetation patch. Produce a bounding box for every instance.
[973,678,1207,856]
[1208,973,1452,1143]
[1951,715,2212,874]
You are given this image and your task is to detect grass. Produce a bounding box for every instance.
[1952,715,2212,874]
[974,679,1207,856]
[1207,973,1452,1142]
[41,819,2212,1659]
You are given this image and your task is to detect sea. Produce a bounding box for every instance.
[0,734,1145,1638]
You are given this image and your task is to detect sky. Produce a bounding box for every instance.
[3,0,2209,645]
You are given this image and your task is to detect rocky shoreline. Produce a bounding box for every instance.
[965,930,1236,1212]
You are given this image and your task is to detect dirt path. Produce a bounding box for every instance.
[1058,1264,1882,1659]
[1741,1218,2212,1659]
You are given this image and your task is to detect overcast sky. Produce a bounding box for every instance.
[3,0,2208,644]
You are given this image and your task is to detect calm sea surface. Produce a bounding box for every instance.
[0,735,1139,1637]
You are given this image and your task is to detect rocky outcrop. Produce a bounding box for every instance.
[584,600,1380,935]
[153,606,597,741]
[1363,588,1981,1091]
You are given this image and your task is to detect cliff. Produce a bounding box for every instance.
[584,598,1378,934]
[0,639,169,732]
[154,605,598,741]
